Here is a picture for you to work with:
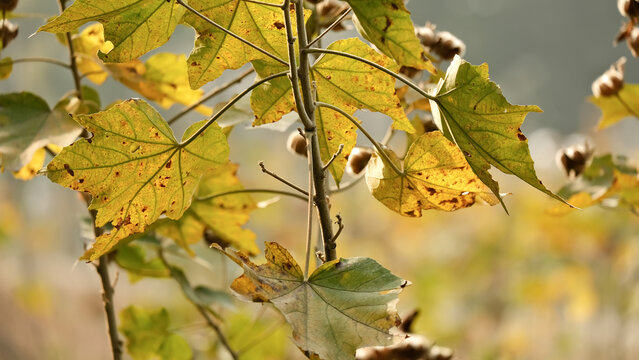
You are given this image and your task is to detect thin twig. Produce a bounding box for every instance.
[322,144,344,172]
[168,68,255,125]
[315,101,404,175]
[82,193,122,360]
[306,8,352,48]
[176,0,288,67]
[259,161,309,196]
[304,48,438,102]
[181,71,288,146]
[196,188,307,202]
[0,57,71,69]
[330,214,344,243]
[159,250,239,360]
[303,130,315,280]
[57,0,83,100]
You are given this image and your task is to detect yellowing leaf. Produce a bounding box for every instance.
[366,132,499,216]
[0,92,82,173]
[345,0,435,72]
[590,84,639,130]
[430,56,562,208]
[120,306,192,360]
[39,0,185,63]
[221,242,407,360]
[250,61,296,126]
[72,23,114,85]
[183,0,301,88]
[156,162,258,255]
[46,99,229,261]
[12,147,46,180]
[108,53,213,116]
[251,38,414,184]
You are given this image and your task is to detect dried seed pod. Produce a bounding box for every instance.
[317,0,350,31]
[627,27,639,57]
[618,0,639,18]
[556,143,594,178]
[0,19,17,49]
[287,131,308,157]
[346,147,373,175]
[204,228,231,249]
[420,113,440,133]
[415,23,438,47]
[399,66,421,78]
[0,0,18,12]
[591,57,626,97]
[430,31,466,61]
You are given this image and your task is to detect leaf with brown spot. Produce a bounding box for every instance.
[46,99,229,261]
[218,242,408,360]
[366,132,499,216]
[430,56,563,210]
[156,162,258,255]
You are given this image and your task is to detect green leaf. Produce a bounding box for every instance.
[344,0,434,72]
[46,99,229,261]
[115,244,170,282]
[38,0,185,63]
[220,242,407,360]
[120,306,192,360]
[156,162,258,255]
[166,264,234,307]
[226,312,289,360]
[366,132,499,216]
[183,0,302,88]
[430,56,562,208]
[251,38,414,184]
[0,57,12,80]
[0,92,82,172]
[590,84,639,130]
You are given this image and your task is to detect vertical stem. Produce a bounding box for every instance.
[289,0,337,261]
[96,255,123,360]
[57,0,83,100]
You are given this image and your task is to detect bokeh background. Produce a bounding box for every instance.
[1,1,639,359]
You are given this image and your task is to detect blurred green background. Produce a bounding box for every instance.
[1,1,639,359]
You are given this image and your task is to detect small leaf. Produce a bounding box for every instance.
[220,242,407,360]
[39,0,185,63]
[156,162,258,255]
[590,84,639,130]
[345,0,435,72]
[0,57,12,80]
[430,56,562,208]
[46,99,229,261]
[72,23,113,85]
[366,132,499,216]
[120,306,192,360]
[0,92,82,172]
[12,147,46,181]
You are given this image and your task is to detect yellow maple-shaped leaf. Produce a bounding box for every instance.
[46,99,229,261]
[108,53,213,116]
[345,0,435,72]
[39,0,185,63]
[590,84,639,130]
[156,162,258,255]
[219,242,407,360]
[182,0,304,89]
[366,132,499,216]
[251,38,414,184]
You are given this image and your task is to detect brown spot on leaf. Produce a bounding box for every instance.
[383,16,392,32]
[165,160,172,169]
[64,164,74,177]
[516,128,527,141]
[274,21,284,30]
